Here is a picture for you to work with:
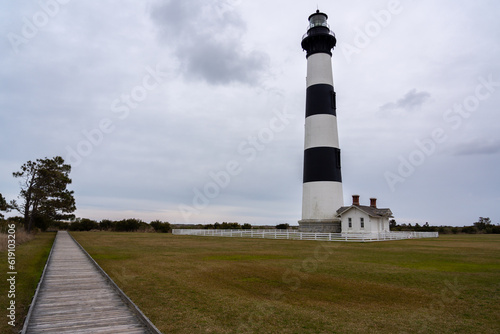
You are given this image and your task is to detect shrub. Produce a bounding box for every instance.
[99,219,115,231]
[34,215,51,232]
[49,220,69,230]
[461,226,477,234]
[150,220,172,233]
[114,219,143,232]
[220,222,241,229]
[69,218,99,231]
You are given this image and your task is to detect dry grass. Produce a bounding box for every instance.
[71,233,500,334]
[0,226,35,252]
[0,232,55,333]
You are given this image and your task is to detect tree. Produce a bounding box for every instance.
[276,223,290,230]
[0,193,10,219]
[11,156,76,232]
[474,217,491,232]
[389,219,397,229]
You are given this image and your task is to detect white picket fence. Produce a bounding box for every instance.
[172,229,438,242]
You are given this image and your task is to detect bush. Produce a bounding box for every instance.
[461,226,477,234]
[49,220,69,230]
[34,215,51,232]
[0,219,11,234]
[276,223,290,230]
[69,218,99,231]
[99,219,115,231]
[150,220,172,233]
[491,225,500,234]
[114,219,143,232]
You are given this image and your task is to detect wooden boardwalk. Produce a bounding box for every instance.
[23,231,161,334]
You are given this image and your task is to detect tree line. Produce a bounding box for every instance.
[390,217,500,234]
[201,222,252,230]
[62,218,172,233]
[3,216,172,233]
[179,222,291,230]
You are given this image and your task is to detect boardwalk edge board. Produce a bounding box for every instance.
[67,232,163,334]
[20,232,58,334]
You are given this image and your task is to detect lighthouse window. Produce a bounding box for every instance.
[348,218,352,228]
[310,14,327,28]
[360,218,365,229]
[331,91,336,110]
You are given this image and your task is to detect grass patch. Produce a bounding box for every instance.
[0,228,35,252]
[203,254,294,261]
[71,233,500,334]
[0,232,56,333]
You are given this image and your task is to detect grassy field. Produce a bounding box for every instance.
[0,232,56,334]
[71,233,500,334]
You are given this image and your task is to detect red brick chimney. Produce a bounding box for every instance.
[352,195,360,206]
[370,198,377,208]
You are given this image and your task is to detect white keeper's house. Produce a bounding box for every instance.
[337,195,393,233]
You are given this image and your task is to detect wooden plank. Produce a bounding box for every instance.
[24,231,161,334]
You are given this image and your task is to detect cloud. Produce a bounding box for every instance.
[150,0,269,85]
[453,139,500,156]
[379,89,431,113]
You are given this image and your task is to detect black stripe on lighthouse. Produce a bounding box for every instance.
[305,84,336,117]
[303,147,342,183]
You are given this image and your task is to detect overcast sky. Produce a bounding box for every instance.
[1,0,499,226]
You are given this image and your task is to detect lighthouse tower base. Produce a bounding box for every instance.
[298,219,341,233]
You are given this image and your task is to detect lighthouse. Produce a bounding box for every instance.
[299,10,343,232]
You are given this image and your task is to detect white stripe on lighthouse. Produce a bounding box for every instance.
[304,114,340,150]
[302,182,344,220]
[306,53,334,87]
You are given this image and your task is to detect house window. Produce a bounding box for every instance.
[360,217,365,229]
[348,218,352,228]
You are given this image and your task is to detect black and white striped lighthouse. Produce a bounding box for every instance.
[299,10,343,232]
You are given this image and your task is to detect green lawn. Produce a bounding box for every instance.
[0,232,56,334]
[71,233,500,334]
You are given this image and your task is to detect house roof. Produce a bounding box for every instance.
[337,205,393,218]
